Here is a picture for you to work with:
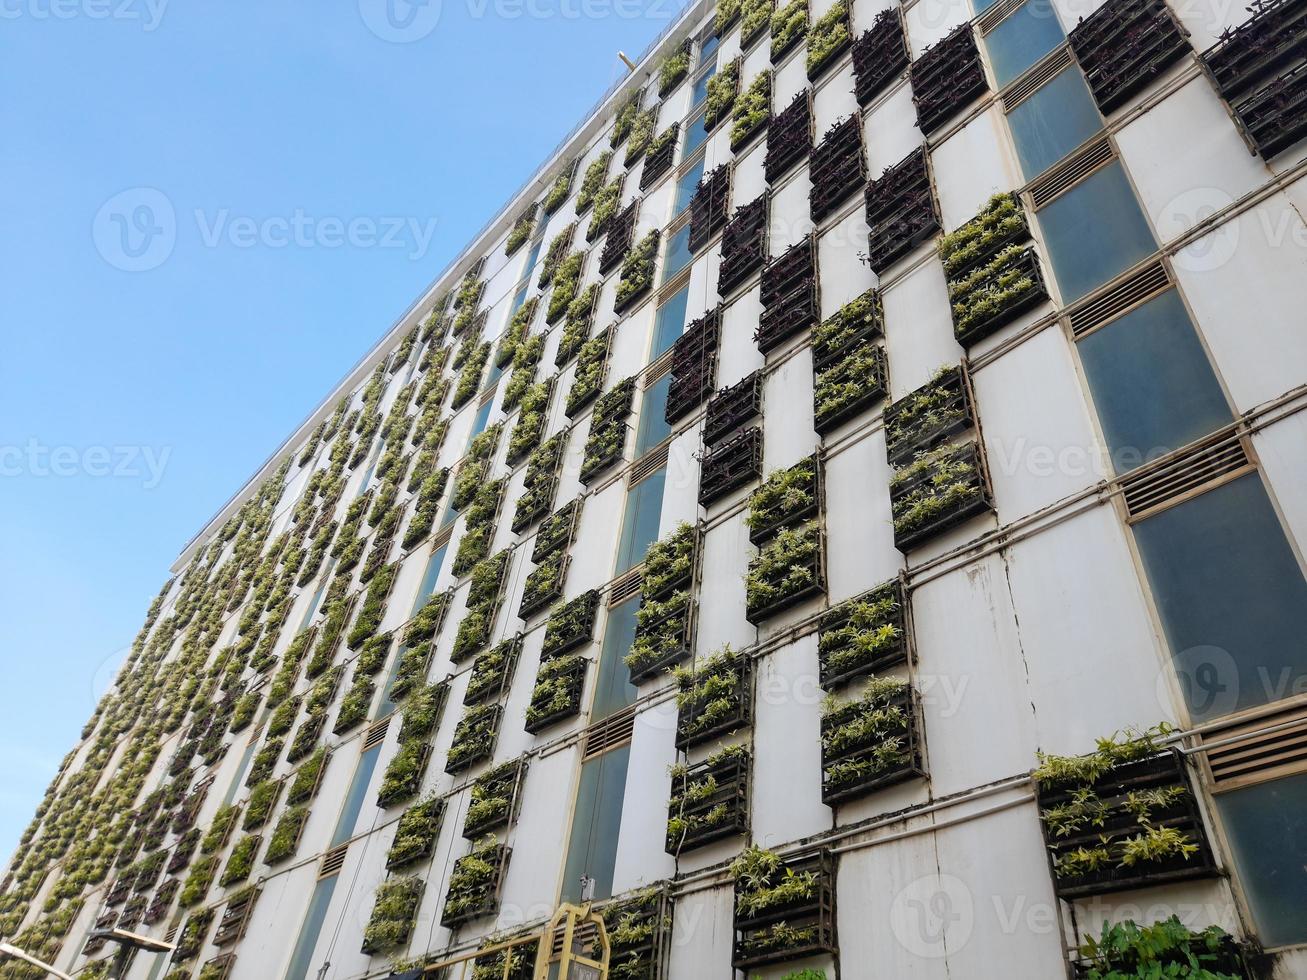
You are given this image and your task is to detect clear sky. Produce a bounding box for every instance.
[0,0,677,865]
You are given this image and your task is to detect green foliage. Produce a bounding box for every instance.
[659,39,691,95]
[705,59,741,131]
[1079,917,1247,979]
[641,522,696,597]
[378,739,429,808]
[576,152,613,213]
[362,875,425,952]
[589,178,623,238]
[387,796,444,870]
[542,161,575,215]
[264,804,308,864]
[938,192,1026,278]
[819,585,902,678]
[747,456,815,532]
[889,445,983,538]
[624,108,659,165]
[745,521,822,614]
[805,0,848,75]
[814,341,885,428]
[547,251,586,324]
[504,205,536,257]
[741,0,772,43]
[731,70,771,150]
[615,231,659,310]
[219,833,260,887]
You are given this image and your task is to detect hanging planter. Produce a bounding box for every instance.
[464,636,523,706]
[580,381,635,483]
[541,589,602,659]
[691,166,732,256]
[513,434,565,533]
[699,425,763,506]
[601,885,674,980]
[451,342,491,410]
[599,200,641,275]
[403,589,455,647]
[731,847,837,971]
[525,653,588,732]
[745,520,826,622]
[518,552,569,620]
[543,159,577,216]
[882,364,973,465]
[665,308,722,424]
[506,377,555,465]
[889,441,993,551]
[818,581,907,687]
[1074,918,1257,978]
[674,648,752,749]
[504,204,537,258]
[502,336,545,412]
[218,834,261,889]
[615,230,661,314]
[567,329,613,418]
[746,455,821,545]
[263,805,310,866]
[705,371,763,447]
[531,497,581,564]
[547,252,586,325]
[386,796,446,871]
[813,339,888,434]
[376,741,432,809]
[575,152,614,216]
[624,108,659,168]
[451,480,506,578]
[1069,0,1191,114]
[626,588,696,683]
[717,0,742,34]
[398,681,449,743]
[470,935,539,980]
[445,702,504,774]
[704,58,742,131]
[718,194,769,297]
[642,522,699,601]
[286,748,330,806]
[865,146,940,274]
[731,71,772,154]
[1034,726,1218,898]
[641,124,681,191]
[452,549,511,663]
[610,89,644,149]
[242,780,283,832]
[666,744,751,853]
[462,758,528,838]
[389,642,434,705]
[659,38,692,97]
[756,235,818,354]
[586,177,624,244]
[821,679,922,804]
[740,0,773,47]
[770,0,807,63]
[765,91,812,186]
[806,0,851,80]
[556,284,600,369]
[441,841,510,928]
[909,24,988,136]
[171,909,214,962]
[361,875,425,954]
[809,115,866,223]
[538,224,576,290]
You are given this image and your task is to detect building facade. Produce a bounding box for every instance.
[6,0,1307,975]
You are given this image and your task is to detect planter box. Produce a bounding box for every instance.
[890,441,994,551]
[705,371,763,447]
[813,341,889,434]
[145,879,179,925]
[676,653,753,750]
[807,3,852,82]
[462,759,528,839]
[747,455,822,546]
[1233,60,1307,157]
[599,200,640,276]
[733,850,837,970]
[718,194,770,297]
[821,685,923,805]
[665,309,722,424]
[951,246,1049,347]
[757,236,819,353]
[641,123,680,190]
[643,524,700,603]
[1203,0,1307,100]
[531,498,581,563]
[376,743,432,809]
[542,589,601,659]
[818,580,908,687]
[518,554,569,620]
[689,165,732,253]
[525,655,589,733]
[1069,0,1191,114]
[614,231,660,315]
[565,330,613,419]
[883,364,974,466]
[765,90,813,184]
[445,703,503,775]
[627,593,696,684]
[865,147,939,274]
[386,798,446,871]
[910,24,988,135]
[699,426,763,507]
[809,115,866,223]
[746,525,826,624]
[213,887,259,946]
[580,419,630,484]
[441,845,510,928]
[601,886,674,980]
[666,751,750,853]
[464,636,523,706]
[1036,750,1219,898]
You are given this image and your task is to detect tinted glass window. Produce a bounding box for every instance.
[651,285,690,360]
[561,746,631,902]
[592,597,640,719]
[663,222,693,283]
[1007,66,1101,178]
[984,0,1065,87]
[615,468,667,574]
[636,374,673,454]
[676,158,706,214]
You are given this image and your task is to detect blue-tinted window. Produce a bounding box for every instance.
[683,112,709,159]
[1007,67,1101,178]
[592,597,640,719]
[1133,473,1307,723]
[412,544,449,611]
[636,375,673,454]
[1037,160,1156,301]
[331,744,382,845]
[984,0,1065,87]
[663,223,693,283]
[283,875,339,980]
[1215,773,1307,947]
[675,158,706,215]
[509,283,529,316]
[299,558,336,629]
[652,285,690,360]
[467,398,494,441]
[523,236,544,279]
[692,65,716,107]
[1077,290,1231,471]
[615,468,667,574]
[699,32,720,64]
[560,746,631,903]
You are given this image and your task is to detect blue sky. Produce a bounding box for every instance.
[0,0,676,863]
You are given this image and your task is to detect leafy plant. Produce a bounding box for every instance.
[446,703,500,772]
[806,0,848,75]
[542,161,575,215]
[732,70,772,150]
[818,585,903,680]
[747,456,816,533]
[362,875,425,953]
[615,230,659,311]
[504,205,536,257]
[815,341,886,429]
[264,804,308,864]
[387,796,444,870]
[705,58,741,131]
[377,739,430,808]
[741,0,772,44]
[771,0,806,57]
[889,445,984,539]
[745,521,822,615]
[1078,916,1247,979]
[659,39,691,94]
[218,833,260,887]
[576,152,613,214]
[641,522,696,597]
[547,251,586,324]
[588,178,623,239]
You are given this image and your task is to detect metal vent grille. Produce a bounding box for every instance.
[478,387,496,409]
[429,523,455,554]
[1205,703,1307,791]
[1069,261,1171,338]
[1028,136,1113,208]
[583,711,636,760]
[1001,48,1073,110]
[629,445,670,486]
[977,0,1027,32]
[363,717,391,752]
[165,923,180,944]
[1120,432,1252,520]
[645,347,675,385]
[318,844,348,880]
[609,568,643,607]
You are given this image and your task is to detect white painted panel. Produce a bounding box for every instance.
[1252,412,1307,564]
[817,205,873,315]
[687,243,720,320]
[864,84,922,177]
[697,512,757,653]
[612,705,679,893]
[752,635,832,845]
[662,424,704,536]
[498,748,576,926]
[742,38,771,82]
[881,258,961,398]
[825,429,902,602]
[771,168,816,252]
[733,138,768,205]
[851,0,895,30]
[773,43,810,107]
[904,0,971,57]
[814,62,861,134]
[762,348,818,471]
[719,285,766,388]
[570,480,625,593]
[667,885,735,978]
[913,553,1038,796]
[610,305,652,382]
[1067,878,1240,944]
[233,866,314,980]
[933,106,1022,232]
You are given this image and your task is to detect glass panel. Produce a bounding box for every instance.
[524,237,544,279]
[692,65,716,108]
[510,283,528,316]
[651,285,690,360]
[699,32,720,64]
[467,398,494,441]
[1077,290,1232,470]
[662,223,693,284]
[299,558,336,629]
[412,545,449,611]
[1133,473,1307,723]
[984,0,1065,87]
[683,110,709,159]
[561,746,632,903]
[675,158,706,215]
[635,375,673,455]
[1007,66,1102,178]
[1037,160,1157,301]
[331,744,383,845]
[282,875,339,980]
[1215,773,1307,947]
[592,597,640,719]
[615,468,667,574]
